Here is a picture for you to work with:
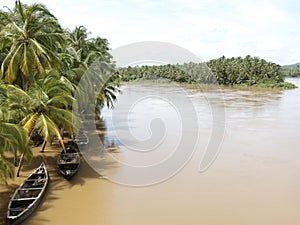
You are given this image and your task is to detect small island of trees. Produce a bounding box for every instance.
[118,55,297,89]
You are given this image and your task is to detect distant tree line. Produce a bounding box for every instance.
[117,55,297,88]
[282,64,300,77]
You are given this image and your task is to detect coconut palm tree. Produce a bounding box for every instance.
[0,73,75,176]
[61,26,120,115]
[0,156,14,184]
[0,122,31,183]
[0,0,64,90]
[18,74,74,145]
[0,81,32,166]
[65,26,111,65]
[74,61,119,116]
[61,26,114,84]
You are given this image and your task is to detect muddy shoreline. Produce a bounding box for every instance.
[0,118,105,225]
[0,144,58,225]
[0,141,104,225]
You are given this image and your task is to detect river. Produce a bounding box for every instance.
[4,78,300,225]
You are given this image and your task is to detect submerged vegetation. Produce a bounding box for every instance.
[118,56,297,89]
[0,0,120,182]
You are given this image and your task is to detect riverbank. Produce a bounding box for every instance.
[0,144,59,225]
[121,77,298,90]
[0,141,103,225]
[0,116,108,225]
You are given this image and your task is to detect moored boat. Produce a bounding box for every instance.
[7,162,48,225]
[57,146,80,179]
[73,129,89,146]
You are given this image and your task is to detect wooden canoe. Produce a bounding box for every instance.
[57,146,80,179]
[7,162,48,225]
[73,129,89,146]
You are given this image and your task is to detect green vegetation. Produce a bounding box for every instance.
[208,56,297,88]
[281,63,300,77]
[0,0,119,182]
[0,0,298,184]
[118,56,297,89]
[0,122,31,184]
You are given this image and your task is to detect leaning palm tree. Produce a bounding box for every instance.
[1,74,75,176]
[74,60,120,119]
[61,26,115,85]
[0,122,31,183]
[0,81,31,166]
[21,74,74,146]
[0,0,65,90]
[62,27,120,117]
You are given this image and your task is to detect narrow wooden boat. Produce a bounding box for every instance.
[7,162,48,225]
[73,129,89,146]
[57,146,80,179]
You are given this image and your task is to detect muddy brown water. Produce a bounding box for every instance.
[1,78,300,225]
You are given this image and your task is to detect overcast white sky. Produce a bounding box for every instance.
[2,0,300,65]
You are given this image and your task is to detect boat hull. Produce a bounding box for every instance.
[7,163,48,225]
[57,148,80,179]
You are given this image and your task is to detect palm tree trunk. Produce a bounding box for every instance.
[60,126,64,139]
[40,140,47,152]
[16,128,35,177]
[16,153,24,177]
[14,150,18,166]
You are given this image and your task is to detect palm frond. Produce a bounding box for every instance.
[0,122,32,160]
[0,156,14,184]
[21,112,38,134]
[34,114,64,149]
